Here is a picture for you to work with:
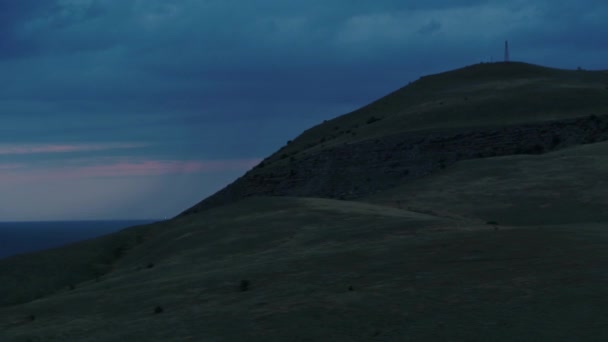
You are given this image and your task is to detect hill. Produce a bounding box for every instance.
[180,62,608,216]
[2,61,608,341]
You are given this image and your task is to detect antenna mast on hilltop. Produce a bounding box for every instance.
[504,40,510,63]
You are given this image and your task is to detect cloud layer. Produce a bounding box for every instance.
[0,143,147,155]
[0,157,261,181]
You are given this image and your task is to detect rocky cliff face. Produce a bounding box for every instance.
[179,114,608,216]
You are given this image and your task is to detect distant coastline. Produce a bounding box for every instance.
[0,220,157,260]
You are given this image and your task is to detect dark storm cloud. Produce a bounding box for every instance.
[5,0,607,62]
[2,0,607,146]
[418,20,442,35]
[2,0,607,131]
[512,3,608,51]
[0,1,57,58]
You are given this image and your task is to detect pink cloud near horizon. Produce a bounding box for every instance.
[77,159,263,177]
[0,143,148,155]
[0,158,262,182]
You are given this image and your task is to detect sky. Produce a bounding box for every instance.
[0,0,607,221]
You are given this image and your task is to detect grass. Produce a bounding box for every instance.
[180,62,608,217]
[365,140,608,226]
[255,62,608,171]
[1,196,608,341]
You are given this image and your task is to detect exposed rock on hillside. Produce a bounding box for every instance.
[179,62,608,216]
[180,114,608,216]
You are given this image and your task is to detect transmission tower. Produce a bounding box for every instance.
[504,40,510,63]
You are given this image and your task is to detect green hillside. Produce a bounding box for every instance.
[176,62,608,217]
[2,197,608,341]
[365,140,608,225]
[265,62,608,165]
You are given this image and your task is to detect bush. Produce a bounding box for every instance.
[530,144,544,154]
[146,263,155,269]
[239,280,250,292]
[113,246,126,259]
[154,306,164,314]
[551,135,561,148]
[486,221,499,225]
[366,116,382,124]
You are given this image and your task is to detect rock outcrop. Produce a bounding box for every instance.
[179,114,608,216]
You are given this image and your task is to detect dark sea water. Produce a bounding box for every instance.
[0,220,158,260]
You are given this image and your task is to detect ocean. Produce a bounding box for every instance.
[0,220,157,260]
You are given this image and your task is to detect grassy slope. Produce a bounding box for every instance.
[260,62,608,169]
[0,224,145,307]
[366,140,608,225]
[2,197,608,341]
[178,62,608,217]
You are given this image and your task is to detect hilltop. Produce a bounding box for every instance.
[180,62,608,215]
